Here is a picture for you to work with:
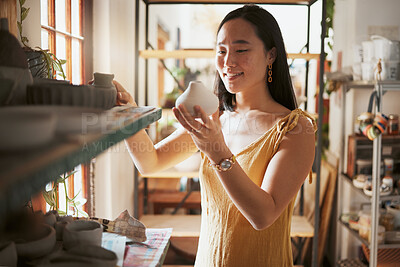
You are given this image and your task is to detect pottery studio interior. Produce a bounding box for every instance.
[1,0,400,266]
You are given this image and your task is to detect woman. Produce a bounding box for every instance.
[118,4,316,266]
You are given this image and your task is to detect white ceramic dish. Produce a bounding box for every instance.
[0,107,56,150]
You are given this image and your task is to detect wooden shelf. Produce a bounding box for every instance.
[0,106,161,221]
[339,219,400,249]
[340,173,400,202]
[145,0,316,5]
[140,49,320,60]
[139,214,313,238]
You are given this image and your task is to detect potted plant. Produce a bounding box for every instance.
[42,171,88,217]
[17,0,66,79]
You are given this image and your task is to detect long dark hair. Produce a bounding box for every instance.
[214,4,297,112]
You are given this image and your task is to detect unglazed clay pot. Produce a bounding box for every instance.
[175,81,219,116]
[14,224,56,260]
[92,72,117,109]
[63,220,103,249]
[0,241,17,267]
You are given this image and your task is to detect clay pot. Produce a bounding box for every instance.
[39,245,117,267]
[14,224,56,259]
[62,220,103,249]
[175,81,219,116]
[0,241,17,267]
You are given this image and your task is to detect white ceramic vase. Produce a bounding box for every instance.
[175,81,219,116]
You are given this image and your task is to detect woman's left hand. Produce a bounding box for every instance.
[172,105,228,159]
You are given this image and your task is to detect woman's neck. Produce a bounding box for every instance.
[234,86,279,113]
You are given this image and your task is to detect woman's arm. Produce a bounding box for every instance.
[174,104,315,230]
[113,81,199,175]
[125,128,198,175]
[211,117,315,230]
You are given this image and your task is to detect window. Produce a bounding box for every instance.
[40,0,84,84]
[36,0,92,216]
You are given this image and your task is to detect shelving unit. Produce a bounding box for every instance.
[139,49,320,60]
[134,0,327,266]
[337,80,400,266]
[0,106,161,226]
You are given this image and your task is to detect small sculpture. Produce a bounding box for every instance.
[375,58,382,81]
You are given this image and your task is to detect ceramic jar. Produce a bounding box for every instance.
[175,81,219,116]
[92,72,117,110]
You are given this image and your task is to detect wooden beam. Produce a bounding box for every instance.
[140,49,319,60]
[0,0,18,37]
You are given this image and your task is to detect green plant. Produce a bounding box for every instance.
[17,0,67,79]
[42,171,88,217]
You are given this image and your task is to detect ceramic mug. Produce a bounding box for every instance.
[63,220,103,250]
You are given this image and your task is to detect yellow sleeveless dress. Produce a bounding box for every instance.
[194,109,317,267]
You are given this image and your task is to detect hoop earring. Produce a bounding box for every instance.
[268,64,272,83]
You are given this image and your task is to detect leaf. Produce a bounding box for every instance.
[42,190,56,207]
[59,59,67,65]
[17,22,22,33]
[58,210,67,216]
[21,8,30,22]
[20,0,26,6]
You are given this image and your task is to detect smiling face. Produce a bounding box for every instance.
[215,18,274,95]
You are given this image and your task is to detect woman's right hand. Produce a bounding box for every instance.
[112,80,137,106]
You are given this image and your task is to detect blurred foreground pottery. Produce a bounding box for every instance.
[0,107,57,150]
[63,220,103,249]
[0,241,17,267]
[15,224,56,259]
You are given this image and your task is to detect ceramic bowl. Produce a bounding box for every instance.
[43,212,57,228]
[0,241,17,267]
[0,106,57,150]
[63,220,103,250]
[66,244,118,267]
[14,224,56,260]
[27,82,116,110]
[55,221,68,241]
[0,78,14,105]
[0,66,33,105]
[2,105,108,134]
[40,245,117,267]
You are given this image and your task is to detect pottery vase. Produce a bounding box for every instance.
[93,72,117,109]
[175,81,219,116]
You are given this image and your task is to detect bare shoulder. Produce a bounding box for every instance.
[287,113,316,137]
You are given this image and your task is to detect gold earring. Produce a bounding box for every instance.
[268,64,272,83]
